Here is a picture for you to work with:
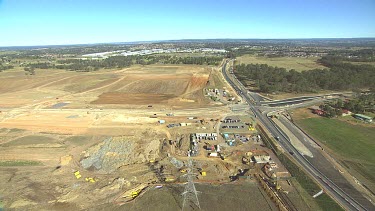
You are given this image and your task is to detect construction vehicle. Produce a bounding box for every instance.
[242,157,250,164]
[122,184,148,202]
[196,167,206,176]
[164,175,176,182]
[220,153,227,160]
[74,171,82,179]
[220,152,232,160]
[271,174,281,191]
[85,177,96,183]
[204,142,215,151]
[242,151,253,164]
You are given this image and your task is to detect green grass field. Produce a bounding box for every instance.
[2,135,54,147]
[64,136,91,146]
[347,61,375,67]
[237,55,325,71]
[296,117,375,191]
[0,160,42,166]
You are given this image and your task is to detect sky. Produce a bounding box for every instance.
[0,0,374,46]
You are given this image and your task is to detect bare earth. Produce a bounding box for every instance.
[0,65,306,210]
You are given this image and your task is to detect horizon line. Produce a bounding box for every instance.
[1,37,375,48]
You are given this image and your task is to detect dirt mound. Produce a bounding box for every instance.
[90,73,209,105]
[187,74,209,91]
[80,134,161,173]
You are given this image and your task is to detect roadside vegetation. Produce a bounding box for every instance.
[278,154,344,211]
[258,126,343,210]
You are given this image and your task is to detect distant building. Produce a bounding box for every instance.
[353,114,373,122]
[313,109,324,116]
[195,133,218,140]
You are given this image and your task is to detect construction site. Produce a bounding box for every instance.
[0,64,308,210]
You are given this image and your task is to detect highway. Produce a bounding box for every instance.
[222,60,372,211]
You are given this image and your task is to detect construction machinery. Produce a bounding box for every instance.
[248,125,255,131]
[242,151,253,164]
[122,184,148,202]
[271,173,281,191]
[164,174,177,182]
[85,177,96,183]
[220,152,232,160]
[74,171,82,179]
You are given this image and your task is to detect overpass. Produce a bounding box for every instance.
[222,60,373,211]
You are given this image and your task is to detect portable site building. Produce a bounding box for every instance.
[354,114,373,122]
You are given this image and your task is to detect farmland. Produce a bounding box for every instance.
[236,55,325,71]
[295,116,375,193]
[110,183,277,211]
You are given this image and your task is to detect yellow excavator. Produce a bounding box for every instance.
[122,184,148,202]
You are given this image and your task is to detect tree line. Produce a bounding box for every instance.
[24,55,222,72]
[235,56,375,93]
[319,93,374,117]
[0,62,14,71]
[135,55,222,65]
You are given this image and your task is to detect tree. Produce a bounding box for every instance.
[24,67,36,75]
[335,99,343,108]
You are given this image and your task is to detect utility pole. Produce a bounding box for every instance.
[181,155,201,211]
